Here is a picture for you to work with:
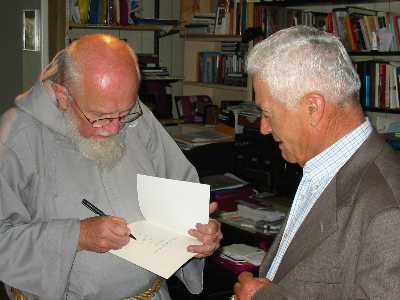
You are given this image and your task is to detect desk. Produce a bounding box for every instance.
[165,123,237,177]
[166,123,235,150]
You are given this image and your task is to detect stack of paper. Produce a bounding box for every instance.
[221,244,265,266]
[201,172,248,192]
[237,201,285,222]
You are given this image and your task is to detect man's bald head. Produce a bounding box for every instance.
[64,34,140,102]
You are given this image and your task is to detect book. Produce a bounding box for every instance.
[215,6,230,34]
[174,129,232,144]
[237,200,286,222]
[220,243,265,266]
[346,6,378,16]
[201,172,248,192]
[110,174,210,279]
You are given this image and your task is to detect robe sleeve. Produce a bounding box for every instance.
[0,141,80,300]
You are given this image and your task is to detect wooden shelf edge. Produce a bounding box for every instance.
[69,22,183,33]
[181,33,242,42]
[143,76,184,82]
[350,51,400,57]
[364,108,400,114]
[183,81,248,91]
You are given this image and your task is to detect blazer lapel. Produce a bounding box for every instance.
[259,221,286,278]
[273,180,338,282]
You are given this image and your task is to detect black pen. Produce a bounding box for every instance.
[82,199,136,240]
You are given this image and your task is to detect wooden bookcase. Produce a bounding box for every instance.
[180,0,400,115]
[182,34,252,106]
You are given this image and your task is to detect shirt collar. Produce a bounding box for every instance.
[303,118,373,179]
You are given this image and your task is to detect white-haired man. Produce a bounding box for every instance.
[0,34,222,300]
[233,26,400,299]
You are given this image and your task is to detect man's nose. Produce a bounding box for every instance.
[103,119,122,135]
[260,118,272,135]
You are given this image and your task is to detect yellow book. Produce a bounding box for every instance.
[79,0,90,24]
[247,2,254,28]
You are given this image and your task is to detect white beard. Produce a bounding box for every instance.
[65,113,126,170]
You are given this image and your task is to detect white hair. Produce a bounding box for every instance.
[246,26,360,107]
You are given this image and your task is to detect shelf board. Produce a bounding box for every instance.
[143,76,183,82]
[364,107,400,114]
[350,51,400,57]
[285,0,392,5]
[69,22,184,33]
[181,34,242,42]
[183,81,247,91]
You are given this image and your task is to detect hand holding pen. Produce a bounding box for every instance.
[82,199,136,240]
[78,199,135,253]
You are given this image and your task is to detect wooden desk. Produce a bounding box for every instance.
[166,123,235,150]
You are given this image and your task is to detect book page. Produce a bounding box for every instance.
[111,221,201,278]
[110,175,210,278]
[137,174,210,235]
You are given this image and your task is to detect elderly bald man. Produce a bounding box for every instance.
[0,34,222,300]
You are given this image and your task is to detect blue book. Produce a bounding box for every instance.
[88,0,100,24]
[365,74,371,108]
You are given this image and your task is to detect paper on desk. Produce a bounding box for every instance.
[111,174,210,278]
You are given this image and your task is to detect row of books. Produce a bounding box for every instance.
[199,51,247,87]
[251,5,397,52]
[356,61,400,110]
[69,0,141,25]
[137,54,170,78]
[325,7,400,52]
[184,12,216,34]
[192,2,400,54]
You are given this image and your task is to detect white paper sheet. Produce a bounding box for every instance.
[111,174,210,278]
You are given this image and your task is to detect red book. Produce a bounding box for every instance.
[119,0,129,26]
[379,63,387,109]
[212,186,255,212]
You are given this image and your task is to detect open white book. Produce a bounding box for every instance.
[110,174,210,278]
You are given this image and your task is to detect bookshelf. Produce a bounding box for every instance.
[182,37,252,106]
[65,0,182,56]
[180,0,400,114]
[65,0,185,119]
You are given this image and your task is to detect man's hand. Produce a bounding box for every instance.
[78,216,131,252]
[187,202,223,258]
[233,272,271,300]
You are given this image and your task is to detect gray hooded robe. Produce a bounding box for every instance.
[0,80,204,300]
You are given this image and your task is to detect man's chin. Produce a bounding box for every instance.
[90,135,112,142]
[280,150,297,165]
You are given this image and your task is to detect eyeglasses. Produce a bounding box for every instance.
[73,97,143,128]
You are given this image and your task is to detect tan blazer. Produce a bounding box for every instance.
[255,132,400,300]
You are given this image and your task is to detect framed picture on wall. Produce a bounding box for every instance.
[23,9,40,51]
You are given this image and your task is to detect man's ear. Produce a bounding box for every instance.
[51,83,70,111]
[304,92,325,127]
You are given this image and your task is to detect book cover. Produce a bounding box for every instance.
[201,173,248,192]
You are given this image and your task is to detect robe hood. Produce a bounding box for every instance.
[15,80,71,138]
